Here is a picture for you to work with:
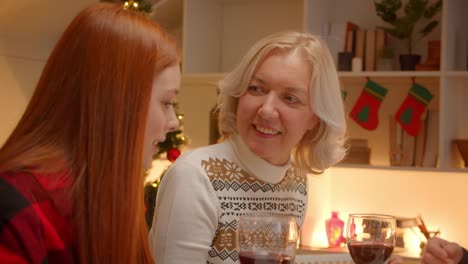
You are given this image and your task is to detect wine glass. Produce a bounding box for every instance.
[237,215,298,264]
[346,214,396,264]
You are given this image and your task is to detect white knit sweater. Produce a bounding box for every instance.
[149,135,309,264]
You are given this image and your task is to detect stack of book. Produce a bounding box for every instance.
[341,138,371,165]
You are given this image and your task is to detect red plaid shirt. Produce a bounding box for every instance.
[0,171,76,263]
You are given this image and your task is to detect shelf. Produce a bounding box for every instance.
[184,71,448,79]
[338,71,442,77]
[444,71,468,77]
[297,246,422,261]
[335,164,468,173]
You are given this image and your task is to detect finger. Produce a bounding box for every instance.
[426,238,449,259]
[388,255,404,264]
[422,251,449,264]
[444,242,460,256]
[444,242,463,263]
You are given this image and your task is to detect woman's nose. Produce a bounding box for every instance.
[258,94,279,120]
[167,111,180,132]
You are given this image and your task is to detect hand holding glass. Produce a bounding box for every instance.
[237,215,298,264]
[346,214,396,264]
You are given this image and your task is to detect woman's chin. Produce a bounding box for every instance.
[143,158,152,171]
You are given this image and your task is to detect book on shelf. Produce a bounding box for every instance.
[375,29,386,59]
[345,30,354,54]
[354,29,366,67]
[343,28,388,72]
[349,138,369,149]
[364,29,376,71]
[344,21,359,54]
[341,138,371,165]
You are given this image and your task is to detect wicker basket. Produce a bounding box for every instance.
[454,139,468,167]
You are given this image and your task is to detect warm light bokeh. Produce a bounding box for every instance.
[300,167,468,251]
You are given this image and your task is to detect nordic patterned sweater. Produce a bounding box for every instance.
[149,134,309,264]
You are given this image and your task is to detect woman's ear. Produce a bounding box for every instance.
[305,119,325,142]
[308,115,320,130]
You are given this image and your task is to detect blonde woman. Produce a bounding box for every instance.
[149,31,347,263]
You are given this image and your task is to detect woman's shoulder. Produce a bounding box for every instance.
[0,170,70,205]
[0,171,38,207]
[176,140,234,163]
[0,171,75,263]
[162,141,236,183]
[0,171,56,222]
[0,170,72,224]
[1,172,44,226]
[0,171,47,258]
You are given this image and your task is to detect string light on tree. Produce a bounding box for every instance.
[123,0,139,10]
[101,0,154,15]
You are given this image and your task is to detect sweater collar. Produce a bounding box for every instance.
[229,134,291,184]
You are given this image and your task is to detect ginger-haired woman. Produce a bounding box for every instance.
[0,3,180,263]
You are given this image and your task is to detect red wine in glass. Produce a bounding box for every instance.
[346,214,396,264]
[239,251,292,264]
[347,243,394,264]
[237,215,298,264]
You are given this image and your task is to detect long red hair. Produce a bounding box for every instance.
[0,3,178,263]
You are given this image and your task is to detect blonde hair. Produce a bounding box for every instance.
[217,31,347,174]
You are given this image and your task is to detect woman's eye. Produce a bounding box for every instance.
[164,102,175,108]
[247,85,264,94]
[284,95,302,105]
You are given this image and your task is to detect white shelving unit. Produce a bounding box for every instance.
[439,0,468,168]
[153,0,468,171]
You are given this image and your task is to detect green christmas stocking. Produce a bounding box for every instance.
[349,80,388,130]
[395,83,433,136]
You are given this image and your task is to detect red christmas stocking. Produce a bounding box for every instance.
[349,80,388,130]
[395,82,433,136]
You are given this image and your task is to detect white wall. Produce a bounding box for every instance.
[221,0,303,72]
[178,74,220,149]
[0,56,43,144]
[181,0,303,73]
[0,0,95,144]
[182,0,223,73]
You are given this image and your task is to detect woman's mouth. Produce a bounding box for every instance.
[255,125,280,135]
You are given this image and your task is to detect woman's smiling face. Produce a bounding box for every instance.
[236,50,318,165]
